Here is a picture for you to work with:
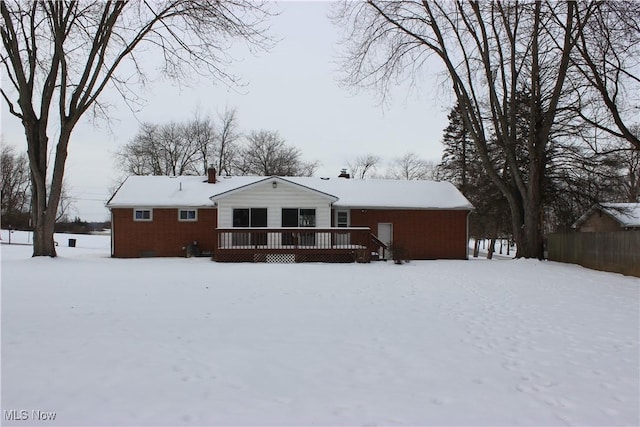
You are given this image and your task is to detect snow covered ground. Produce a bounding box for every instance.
[1,230,638,426]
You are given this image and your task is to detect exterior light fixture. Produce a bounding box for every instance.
[272,181,277,189]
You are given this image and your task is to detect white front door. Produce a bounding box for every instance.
[377,223,393,259]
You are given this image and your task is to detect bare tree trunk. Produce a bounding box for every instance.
[473,239,480,258]
[28,124,71,256]
[487,237,496,260]
[2,1,272,257]
[334,1,588,260]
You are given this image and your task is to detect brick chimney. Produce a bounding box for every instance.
[207,166,217,184]
[338,168,350,179]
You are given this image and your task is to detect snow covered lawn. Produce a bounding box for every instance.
[1,231,638,426]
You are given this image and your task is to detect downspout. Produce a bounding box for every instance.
[110,209,114,258]
[465,209,471,260]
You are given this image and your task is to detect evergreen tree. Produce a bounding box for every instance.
[439,104,511,252]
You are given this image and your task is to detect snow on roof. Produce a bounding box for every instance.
[107,175,473,210]
[285,177,473,209]
[600,203,640,227]
[573,202,640,228]
[107,175,263,207]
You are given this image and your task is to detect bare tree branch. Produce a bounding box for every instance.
[0,0,274,256]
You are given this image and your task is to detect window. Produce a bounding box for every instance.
[232,208,267,246]
[134,209,152,221]
[336,210,349,227]
[281,208,298,228]
[299,209,316,227]
[232,208,267,227]
[282,208,316,246]
[179,209,197,221]
[281,208,316,227]
[335,210,350,245]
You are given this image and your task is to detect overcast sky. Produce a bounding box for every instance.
[1,2,455,222]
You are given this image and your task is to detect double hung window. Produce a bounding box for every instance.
[179,209,197,221]
[134,209,152,221]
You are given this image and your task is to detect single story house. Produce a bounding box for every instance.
[106,168,473,262]
[572,202,640,232]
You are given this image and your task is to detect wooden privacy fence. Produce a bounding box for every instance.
[547,231,640,277]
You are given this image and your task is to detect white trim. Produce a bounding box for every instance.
[110,210,114,257]
[133,208,153,221]
[178,208,198,222]
[210,176,339,203]
[377,222,393,260]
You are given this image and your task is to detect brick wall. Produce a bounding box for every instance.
[111,208,217,257]
[348,209,470,260]
[111,207,469,259]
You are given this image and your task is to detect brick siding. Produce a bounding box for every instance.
[111,208,217,257]
[112,207,469,259]
[348,209,470,260]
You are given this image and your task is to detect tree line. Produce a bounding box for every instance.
[115,107,319,178]
[115,109,444,181]
[334,1,640,259]
[1,143,77,229]
[1,1,273,256]
[2,1,639,259]
[437,103,639,256]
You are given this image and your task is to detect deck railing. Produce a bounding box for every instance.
[214,227,375,262]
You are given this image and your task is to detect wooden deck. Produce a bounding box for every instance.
[214,227,383,263]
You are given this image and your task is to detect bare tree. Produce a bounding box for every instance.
[386,152,438,180]
[235,130,318,176]
[571,2,640,151]
[621,146,640,202]
[55,180,74,223]
[185,110,217,175]
[347,153,380,179]
[334,1,598,259]
[118,108,242,178]
[615,129,640,202]
[214,106,241,175]
[155,121,200,176]
[1,143,30,215]
[117,123,159,176]
[1,1,272,256]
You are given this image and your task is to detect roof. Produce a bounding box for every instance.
[107,175,473,210]
[573,203,640,228]
[286,177,472,209]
